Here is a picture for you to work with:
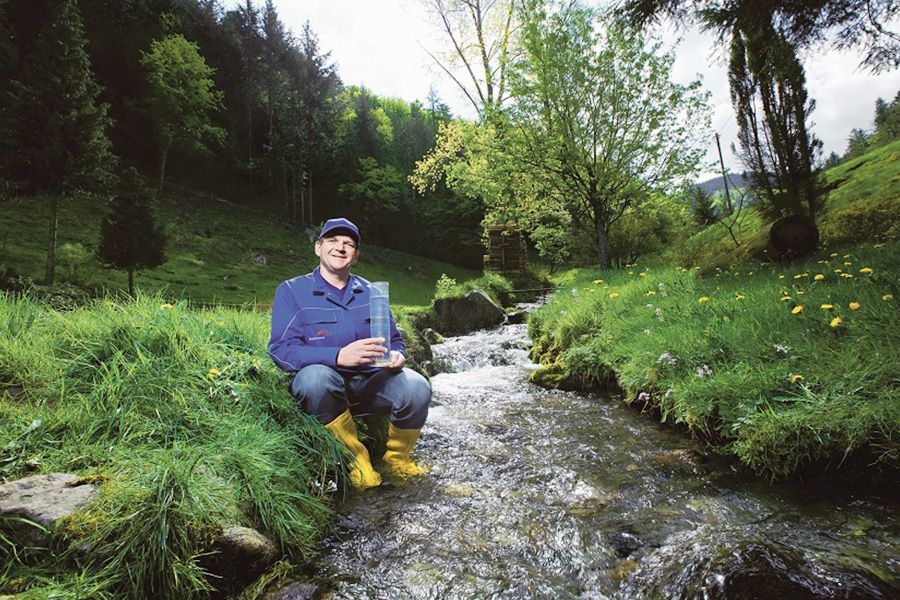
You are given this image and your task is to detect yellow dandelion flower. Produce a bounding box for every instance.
[207,368,220,381]
[843,254,852,258]
[814,274,825,281]
[849,301,860,310]
[780,295,792,302]
[883,294,894,301]
[792,305,804,314]
[830,316,842,328]
[646,291,656,296]
[639,272,647,277]
[160,303,174,310]
[592,279,604,285]
[859,267,873,274]
[748,272,754,276]
[735,293,746,301]
[609,292,620,299]
[793,274,804,279]
[698,296,710,303]
[790,374,804,384]
[628,271,634,275]
[778,274,785,279]
[834,269,842,273]
[817,260,827,264]
[821,304,833,310]
[830,252,839,257]
[843,261,852,266]
[797,291,805,295]
[841,273,854,278]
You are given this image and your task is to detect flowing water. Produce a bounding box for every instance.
[308,319,899,599]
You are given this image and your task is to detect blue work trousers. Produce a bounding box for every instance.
[290,365,431,429]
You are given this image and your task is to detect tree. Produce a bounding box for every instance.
[506,3,711,267]
[0,0,114,284]
[843,127,870,160]
[624,0,899,73]
[729,20,822,220]
[872,92,900,146]
[98,172,166,296]
[687,185,717,227]
[140,33,225,196]
[823,151,842,169]
[420,0,519,121]
[338,157,407,226]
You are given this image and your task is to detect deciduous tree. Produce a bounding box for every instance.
[140,33,225,196]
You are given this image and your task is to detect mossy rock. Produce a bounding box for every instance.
[529,363,582,391]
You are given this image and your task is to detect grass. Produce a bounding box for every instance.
[529,239,899,478]
[0,189,479,308]
[0,293,352,599]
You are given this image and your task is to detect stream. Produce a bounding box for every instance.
[307,319,899,599]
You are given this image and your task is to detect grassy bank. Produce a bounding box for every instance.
[529,238,899,478]
[0,190,479,307]
[0,294,350,598]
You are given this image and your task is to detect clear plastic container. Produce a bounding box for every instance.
[369,281,392,366]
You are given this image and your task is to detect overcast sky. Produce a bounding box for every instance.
[262,0,898,181]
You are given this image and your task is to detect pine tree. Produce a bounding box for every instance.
[98,172,166,296]
[0,0,114,284]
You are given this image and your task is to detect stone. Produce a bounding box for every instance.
[430,290,507,336]
[0,473,98,547]
[505,309,528,325]
[254,254,268,265]
[421,328,443,345]
[528,363,581,391]
[203,525,277,592]
[611,531,643,558]
[265,581,319,600]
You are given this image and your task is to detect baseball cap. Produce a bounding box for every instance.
[318,218,360,244]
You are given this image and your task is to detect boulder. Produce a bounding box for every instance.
[0,473,98,547]
[430,290,507,336]
[420,328,444,345]
[203,525,277,592]
[506,309,528,325]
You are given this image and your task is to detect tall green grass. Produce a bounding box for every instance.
[0,294,348,598]
[529,240,899,478]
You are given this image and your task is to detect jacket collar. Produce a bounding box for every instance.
[312,267,364,307]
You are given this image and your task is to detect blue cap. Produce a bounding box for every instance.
[318,218,360,244]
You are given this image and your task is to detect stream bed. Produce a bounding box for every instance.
[307,321,899,599]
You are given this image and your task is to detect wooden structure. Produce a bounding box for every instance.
[483,225,528,274]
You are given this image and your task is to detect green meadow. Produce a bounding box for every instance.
[529,140,900,479]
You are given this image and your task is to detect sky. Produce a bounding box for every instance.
[262,0,898,181]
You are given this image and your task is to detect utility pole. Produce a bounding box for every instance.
[715,133,734,214]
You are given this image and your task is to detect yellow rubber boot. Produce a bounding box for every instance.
[383,423,426,478]
[324,410,381,489]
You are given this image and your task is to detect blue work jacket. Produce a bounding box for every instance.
[268,267,405,375]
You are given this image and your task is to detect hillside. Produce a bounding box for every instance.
[0,191,480,308]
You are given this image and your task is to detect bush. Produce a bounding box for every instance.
[819,196,899,245]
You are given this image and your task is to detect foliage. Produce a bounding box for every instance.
[433,273,459,299]
[338,157,407,226]
[140,33,225,194]
[607,195,694,267]
[506,2,711,268]
[686,185,718,227]
[431,271,513,306]
[57,243,93,285]
[0,294,344,598]
[623,0,900,73]
[529,240,900,478]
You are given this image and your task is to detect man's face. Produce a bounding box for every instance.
[315,233,359,273]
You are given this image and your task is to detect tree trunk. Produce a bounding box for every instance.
[595,220,610,270]
[749,214,819,261]
[128,269,134,297]
[308,169,313,225]
[44,195,59,284]
[158,145,169,198]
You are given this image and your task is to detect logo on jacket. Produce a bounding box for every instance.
[308,328,331,341]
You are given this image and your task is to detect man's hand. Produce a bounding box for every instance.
[337,337,388,367]
[385,350,405,373]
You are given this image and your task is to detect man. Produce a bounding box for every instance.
[268,218,431,489]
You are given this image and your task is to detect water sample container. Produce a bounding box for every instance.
[369,281,392,366]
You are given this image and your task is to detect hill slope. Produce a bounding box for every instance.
[0,191,479,307]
